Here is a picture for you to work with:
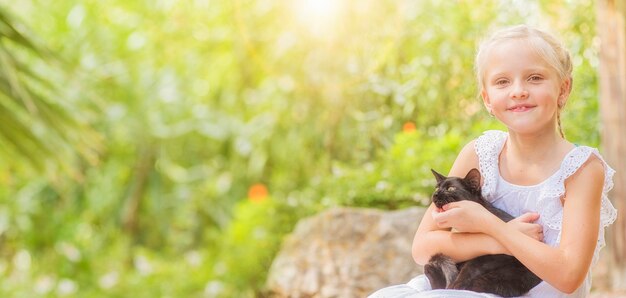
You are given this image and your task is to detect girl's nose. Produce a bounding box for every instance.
[510,81,529,99]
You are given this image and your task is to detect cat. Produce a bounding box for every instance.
[423,168,542,297]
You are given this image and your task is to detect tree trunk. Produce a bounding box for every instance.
[597,0,626,291]
[121,144,157,238]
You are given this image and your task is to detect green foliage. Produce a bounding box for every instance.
[210,197,301,297]
[318,128,468,209]
[0,0,603,297]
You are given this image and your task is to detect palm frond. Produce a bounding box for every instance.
[0,6,101,175]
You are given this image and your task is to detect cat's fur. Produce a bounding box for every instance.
[423,168,542,297]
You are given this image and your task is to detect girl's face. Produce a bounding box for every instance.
[481,39,569,136]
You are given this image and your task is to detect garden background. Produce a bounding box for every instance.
[0,0,616,297]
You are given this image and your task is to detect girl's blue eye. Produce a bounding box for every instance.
[495,80,508,85]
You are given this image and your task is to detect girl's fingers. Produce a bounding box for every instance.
[442,202,458,211]
[516,212,540,223]
[431,210,445,221]
[431,210,450,228]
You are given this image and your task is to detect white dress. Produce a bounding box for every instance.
[368,130,618,298]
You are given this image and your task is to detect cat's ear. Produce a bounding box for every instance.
[431,169,446,184]
[464,168,481,192]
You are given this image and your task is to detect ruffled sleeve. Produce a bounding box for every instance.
[537,146,617,264]
[474,130,507,202]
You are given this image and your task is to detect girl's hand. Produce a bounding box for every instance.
[507,212,544,242]
[431,201,498,233]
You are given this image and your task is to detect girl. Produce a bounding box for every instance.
[369,25,617,298]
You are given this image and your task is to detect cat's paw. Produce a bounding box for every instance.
[424,263,447,289]
[424,253,458,289]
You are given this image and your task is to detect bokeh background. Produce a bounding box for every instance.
[0,0,611,297]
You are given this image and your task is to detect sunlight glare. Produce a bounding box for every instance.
[294,0,342,36]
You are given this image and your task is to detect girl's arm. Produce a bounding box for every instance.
[412,203,506,265]
[412,141,542,265]
[434,156,604,294]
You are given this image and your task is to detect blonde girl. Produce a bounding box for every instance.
[369,24,617,298]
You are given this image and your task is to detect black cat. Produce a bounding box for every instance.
[423,168,542,297]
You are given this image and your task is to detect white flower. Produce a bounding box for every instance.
[185,251,202,267]
[204,280,224,297]
[56,242,82,262]
[57,278,78,296]
[13,250,31,271]
[35,275,56,294]
[99,271,119,289]
[134,255,153,276]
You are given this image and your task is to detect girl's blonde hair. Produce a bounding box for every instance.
[475,24,573,137]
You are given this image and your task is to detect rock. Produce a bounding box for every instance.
[266,207,426,298]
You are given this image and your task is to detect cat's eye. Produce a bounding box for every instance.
[447,186,456,191]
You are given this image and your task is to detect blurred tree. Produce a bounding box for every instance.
[597,0,626,291]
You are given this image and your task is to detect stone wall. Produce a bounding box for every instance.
[266,207,425,298]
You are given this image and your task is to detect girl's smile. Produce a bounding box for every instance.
[507,104,537,112]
